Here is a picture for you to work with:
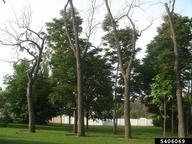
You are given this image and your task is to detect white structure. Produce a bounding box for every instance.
[50,115,153,126]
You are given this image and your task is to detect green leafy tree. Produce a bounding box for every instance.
[3,61,29,123]
[151,74,173,137]
[1,60,56,124]
[83,51,113,129]
[141,14,192,134]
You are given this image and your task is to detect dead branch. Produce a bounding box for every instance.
[83,0,97,59]
[104,0,125,76]
[63,0,76,54]
[138,21,153,36]
[171,0,175,13]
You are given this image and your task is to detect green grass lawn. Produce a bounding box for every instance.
[0,123,176,144]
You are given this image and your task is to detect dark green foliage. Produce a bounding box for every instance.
[46,10,113,120]
[83,51,113,119]
[141,14,192,128]
[0,61,56,124]
[33,72,57,124]
[2,61,29,123]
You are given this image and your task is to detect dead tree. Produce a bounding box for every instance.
[0,13,45,133]
[64,0,98,136]
[25,29,44,133]
[164,0,185,138]
[104,0,151,139]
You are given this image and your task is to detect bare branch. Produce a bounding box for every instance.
[32,40,44,80]
[83,0,99,59]
[104,0,125,76]
[171,0,175,13]
[26,28,44,40]
[63,0,76,54]
[126,0,135,16]
[125,13,136,75]
[115,14,126,23]
[138,21,153,36]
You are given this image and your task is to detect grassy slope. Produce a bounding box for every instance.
[0,124,176,144]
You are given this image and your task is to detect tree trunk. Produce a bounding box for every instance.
[165,3,185,138]
[76,56,85,136]
[163,101,166,137]
[69,115,71,125]
[68,0,85,136]
[104,0,136,139]
[176,80,185,137]
[186,109,189,136]
[113,106,117,134]
[113,63,119,134]
[124,77,132,139]
[190,80,192,131]
[171,103,175,134]
[73,109,77,134]
[26,78,35,133]
[190,106,192,131]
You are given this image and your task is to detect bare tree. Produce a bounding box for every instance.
[104,0,151,139]
[164,0,185,138]
[0,12,45,133]
[63,0,98,136]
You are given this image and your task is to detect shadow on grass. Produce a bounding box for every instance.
[6,123,73,133]
[0,138,65,144]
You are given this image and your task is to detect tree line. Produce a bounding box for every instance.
[0,0,192,139]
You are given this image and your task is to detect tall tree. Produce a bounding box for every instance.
[104,0,151,139]
[64,1,84,136]
[141,11,192,135]
[63,0,97,136]
[165,0,185,137]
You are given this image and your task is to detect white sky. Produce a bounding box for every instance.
[0,0,191,87]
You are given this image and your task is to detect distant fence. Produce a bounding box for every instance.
[50,115,153,126]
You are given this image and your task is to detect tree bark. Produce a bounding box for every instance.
[190,106,192,131]
[69,115,71,125]
[26,77,35,133]
[163,100,166,137]
[165,3,185,138]
[124,77,132,139]
[113,63,119,134]
[190,80,192,131]
[171,102,175,134]
[76,53,84,136]
[113,104,117,134]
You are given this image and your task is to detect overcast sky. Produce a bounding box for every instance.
[0,0,191,88]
